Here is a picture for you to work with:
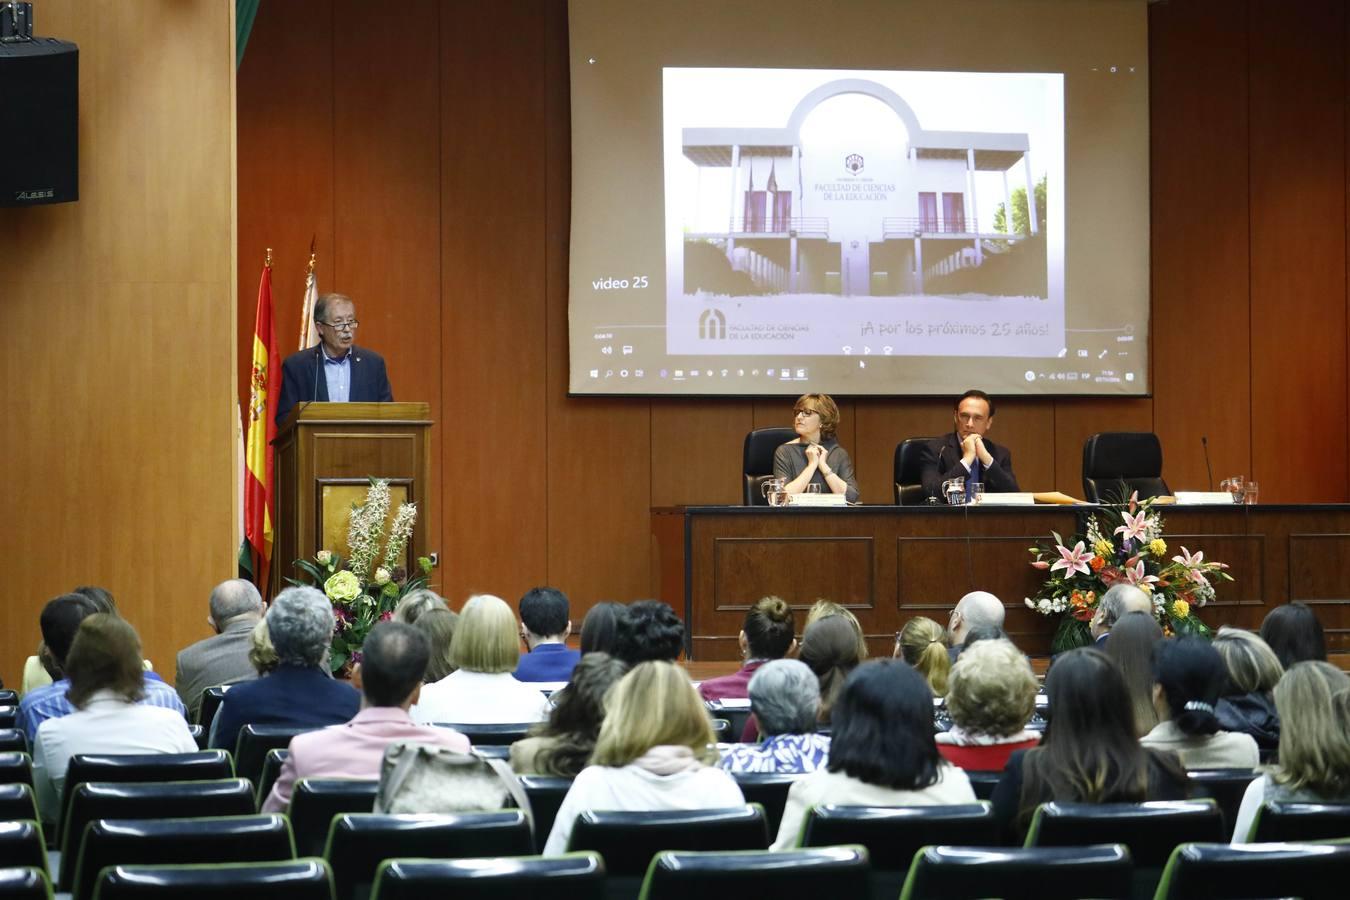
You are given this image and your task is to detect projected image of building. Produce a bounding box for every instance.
[678,78,1046,300]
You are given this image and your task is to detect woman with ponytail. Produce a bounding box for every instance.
[1231,661,1350,841]
[699,595,797,702]
[895,616,952,696]
[1141,637,1259,769]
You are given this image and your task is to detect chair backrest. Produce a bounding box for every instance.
[1026,800,1225,866]
[0,692,17,706]
[431,723,531,746]
[1155,841,1350,900]
[1251,801,1350,843]
[288,779,379,858]
[518,775,573,853]
[72,814,295,900]
[567,805,769,876]
[0,820,46,873]
[0,706,17,730]
[743,427,796,505]
[58,779,257,887]
[0,867,48,900]
[371,853,605,900]
[642,846,869,899]
[1081,432,1169,502]
[899,843,1133,900]
[0,784,37,824]
[234,725,311,787]
[256,749,289,808]
[705,702,752,743]
[895,437,939,505]
[0,731,26,755]
[729,772,798,837]
[91,859,333,900]
[196,686,229,731]
[965,769,1001,801]
[61,751,234,833]
[1187,768,1259,835]
[326,811,533,900]
[804,803,996,872]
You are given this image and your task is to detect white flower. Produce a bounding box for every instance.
[1025,597,1036,609]
[373,567,391,586]
[316,549,333,565]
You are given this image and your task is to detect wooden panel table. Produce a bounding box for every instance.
[651,504,1350,661]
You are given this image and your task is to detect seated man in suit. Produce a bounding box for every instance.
[274,292,393,427]
[174,579,265,720]
[920,389,1020,502]
[946,590,1006,663]
[262,621,470,812]
[1089,584,1153,647]
[514,586,581,683]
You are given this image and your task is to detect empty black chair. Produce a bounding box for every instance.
[60,751,234,831]
[894,437,939,505]
[91,859,333,900]
[0,786,36,824]
[234,725,310,787]
[708,718,731,742]
[371,853,605,900]
[730,772,797,837]
[0,821,46,872]
[519,775,572,853]
[0,693,17,707]
[433,723,531,746]
[58,779,256,889]
[256,749,289,808]
[1250,801,1350,843]
[643,846,869,899]
[0,867,48,900]
[0,708,16,731]
[1081,432,1170,503]
[705,702,751,743]
[1154,841,1350,900]
[288,779,378,858]
[899,844,1133,900]
[195,686,229,731]
[1187,768,1259,834]
[0,733,27,756]
[567,806,769,880]
[743,427,796,505]
[326,811,533,900]
[71,814,295,900]
[965,769,1001,801]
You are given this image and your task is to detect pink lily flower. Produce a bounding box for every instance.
[1114,509,1149,543]
[1123,559,1160,589]
[1050,541,1093,577]
[1171,546,1210,585]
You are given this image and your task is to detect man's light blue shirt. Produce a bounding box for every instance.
[18,673,188,743]
[322,346,351,403]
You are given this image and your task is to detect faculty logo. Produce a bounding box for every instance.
[844,153,864,175]
[699,308,726,340]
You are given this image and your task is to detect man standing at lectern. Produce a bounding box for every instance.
[919,389,1019,502]
[275,293,394,427]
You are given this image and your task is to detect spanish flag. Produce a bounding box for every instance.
[243,260,281,592]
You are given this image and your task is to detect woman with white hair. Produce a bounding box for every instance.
[936,638,1040,771]
[411,594,550,724]
[209,586,359,751]
[720,659,830,774]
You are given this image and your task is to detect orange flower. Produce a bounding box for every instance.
[1090,556,1106,572]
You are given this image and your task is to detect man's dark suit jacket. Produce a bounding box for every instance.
[208,663,360,752]
[919,431,1020,501]
[275,345,394,427]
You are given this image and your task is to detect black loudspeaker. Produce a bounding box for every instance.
[0,36,79,207]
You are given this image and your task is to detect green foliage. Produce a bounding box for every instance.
[993,174,1048,235]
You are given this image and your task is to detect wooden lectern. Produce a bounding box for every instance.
[271,402,432,598]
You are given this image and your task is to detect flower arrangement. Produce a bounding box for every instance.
[291,478,434,672]
[1026,492,1232,653]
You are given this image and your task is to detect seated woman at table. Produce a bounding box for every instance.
[772,393,859,503]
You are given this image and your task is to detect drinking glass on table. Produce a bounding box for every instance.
[768,490,788,507]
[970,482,985,505]
[805,483,822,495]
[1243,481,1259,505]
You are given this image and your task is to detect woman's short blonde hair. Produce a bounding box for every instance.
[945,638,1037,738]
[65,614,145,708]
[1213,626,1283,694]
[897,616,951,696]
[804,599,869,660]
[393,589,449,625]
[249,618,278,675]
[794,393,841,440]
[1272,660,1350,796]
[591,661,717,767]
[447,594,520,674]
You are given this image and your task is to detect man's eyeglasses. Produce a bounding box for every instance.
[321,320,359,332]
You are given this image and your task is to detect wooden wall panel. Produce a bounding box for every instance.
[1052,398,1155,497]
[651,401,755,506]
[1249,0,1347,502]
[1149,0,1252,492]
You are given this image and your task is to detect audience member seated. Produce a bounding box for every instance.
[991,648,1188,840]
[946,591,1005,662]
[1259,602,1327,670]
[19,594,186,743]
[412,608,457,682]
[1231,661,1350,842]
[210,586,360,751]
[511,652,629,777]
[262,622,469,812]
[699,596,797,702]
[22,585,153,695]
[804,600,868,661]
[1103,611,1164,737]
[798,615,862,726]
[772,660,976,849]
[411,593,551,724]
[32,615,196,822]
[1090,584,1153,647]
[1141,637,1259,769]
[543,660,745,854]
[248,617,278,674]
[895,616,951,696]
[514,586,582,683]
[1212,627,1283,755]
[720,659,830,775]
[391,588,450,625]
[174,579,265,720]
[579,601,625,656]
[612,599,685,665]
[936,639,1040,771]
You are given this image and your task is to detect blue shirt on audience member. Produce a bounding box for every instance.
[514,643,581,683]
[18,674,187,744]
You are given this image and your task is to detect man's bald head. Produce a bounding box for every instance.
[208,579,264,632]
[1092,583,1153,638]
[950,590,1005,646]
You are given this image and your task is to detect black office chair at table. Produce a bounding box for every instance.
[743,427,796,505]
[1081,432,1170,502]
[894,437,939,504]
